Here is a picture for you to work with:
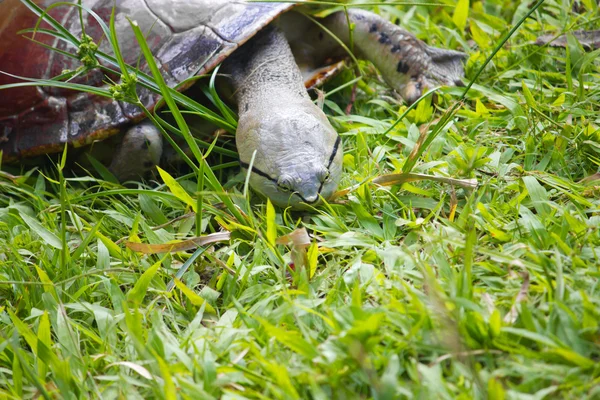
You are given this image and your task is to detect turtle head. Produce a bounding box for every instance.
[237,101,342,208]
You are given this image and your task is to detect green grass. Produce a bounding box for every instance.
[1,0,600,398]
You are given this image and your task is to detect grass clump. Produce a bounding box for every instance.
[1,0,599,399]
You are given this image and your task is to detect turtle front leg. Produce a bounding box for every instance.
[322,9,466,104]
[109,121,163,181]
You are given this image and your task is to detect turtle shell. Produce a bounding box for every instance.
[0,0,294,160]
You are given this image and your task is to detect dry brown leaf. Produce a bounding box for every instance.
[125,232,230,254]
[580,172,600,184]
[276,228,311,248]
[333,172,477,199]
[504,271,530,324]
[371,172,477,189]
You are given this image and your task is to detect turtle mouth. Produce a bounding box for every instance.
[240,135,342,206]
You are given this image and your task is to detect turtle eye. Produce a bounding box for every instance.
[277,175,295,193]
[317,167,330,183]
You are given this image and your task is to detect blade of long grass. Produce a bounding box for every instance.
[127,18,246,223]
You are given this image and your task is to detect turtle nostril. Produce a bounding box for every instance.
[302,194,319,204]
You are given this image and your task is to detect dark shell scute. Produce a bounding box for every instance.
[68,92,129,140]
[207,2,291,43]
[119,87,160,119]
[15,96,69,155]
[158,26,233,83]
[0,0,295,158]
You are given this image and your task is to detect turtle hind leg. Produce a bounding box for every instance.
[321,9,466,104]
[109,121,163,182]
[424,46,467,87]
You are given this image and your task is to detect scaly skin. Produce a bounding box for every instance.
[224,26,342,208]
[323,9,466,104]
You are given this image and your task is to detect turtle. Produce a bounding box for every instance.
[0,0,466,207]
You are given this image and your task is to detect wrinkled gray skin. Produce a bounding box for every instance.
[111,8,465,208]
[222,26,342,206]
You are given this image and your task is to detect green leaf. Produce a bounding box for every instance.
[12,350,22,397]
[522,176,551,218]
[307,241,319,279]
[453,0,470,32]
[37,312,52,379]
[8,310,58,367]
[501,327,558,348]
[489,309,502,338]
[350,201,384,239]
[552,93,565,107]
[167,247,209,292]
[266,199,277,247]
[255,317,319,360]
[72,219,104,262]
[55,303,78,358]
[470,20,491,49]
[139,194,168,225]
[173,278,216,314]
[475,98,490,116]
[86,154,119,184]
[581,0,597,12]
[127,258,163,305]
[157,166,197,212]
[155,353,177,400]
[96,232,123,258]
[19,212,62,249]
[35,266,57,300]
[459,222,476,299]
[488,378,505,400]
[521,81,536,108]
[123,306,147,356]
[548,348,595,368]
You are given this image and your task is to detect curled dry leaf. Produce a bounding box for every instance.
[125,232,231,254]
[371,173,478,189]
[276,228,313,272]
[276,227,311,248]
[333,172,478,199]
[107,361,153,380]
[504,271,530,324]
[580,172,600,184]
[0,171,20,183]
